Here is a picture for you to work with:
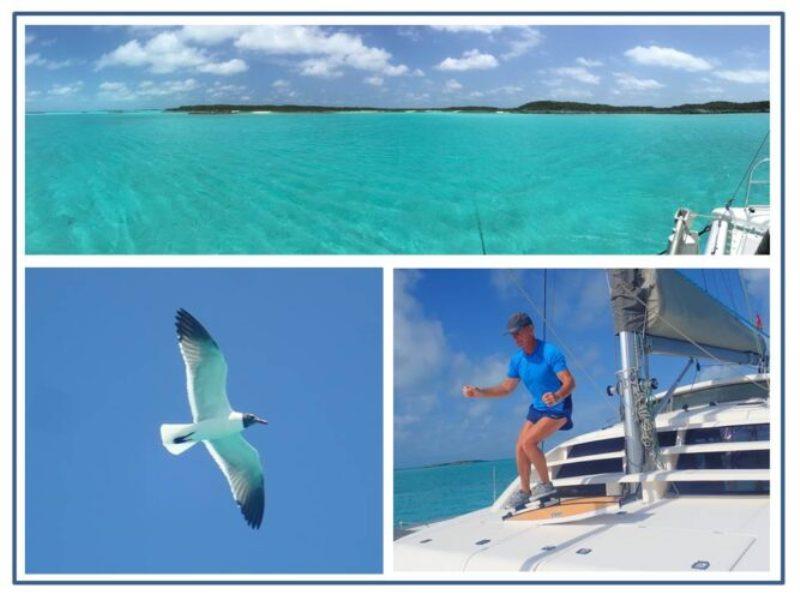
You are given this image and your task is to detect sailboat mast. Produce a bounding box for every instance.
[543,269,547,343]
[617,331,646,476]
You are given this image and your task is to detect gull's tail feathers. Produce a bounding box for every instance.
[160,423,198,456]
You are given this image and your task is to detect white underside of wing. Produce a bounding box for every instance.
[205,435,265,529]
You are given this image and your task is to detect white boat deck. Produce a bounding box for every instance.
[395,496,769,572]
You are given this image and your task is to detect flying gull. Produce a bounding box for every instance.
[160,308,267,529]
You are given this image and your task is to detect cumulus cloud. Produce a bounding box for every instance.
[576,57,603,68]
[96,31,245,76]
[501,27,543,60]
[207,81,248,98]
[98,81,136,101]
[137,78,199,96]
[48,81,83,96]
[714,69,769,84]
[395,271,448,395]
[436,49,498,71]
[552,66,600,85]
[364,75,384,87]
[613,72,665,91]
[26,53,78,70]
[100,78,200,101]
[234,25,408,77]
[430,25,505,34]
[444,78,463,92]
[625,45,712,72]
[196,58,248,75]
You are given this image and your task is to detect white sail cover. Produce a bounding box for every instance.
[609,269,766,356]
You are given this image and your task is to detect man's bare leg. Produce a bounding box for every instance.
[515,421,535,492]
[521,417,567,484]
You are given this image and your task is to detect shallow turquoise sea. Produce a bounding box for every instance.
[395,459,518,529]
[26,111,768,254]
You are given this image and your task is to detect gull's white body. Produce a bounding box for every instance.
[160,412,246,455]
[159,309,266,529]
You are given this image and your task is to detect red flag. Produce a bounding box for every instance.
[755,313,763,330]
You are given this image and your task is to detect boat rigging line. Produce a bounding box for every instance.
[725,130,770,210]
[507,270,616,411]
[613,274,770,393]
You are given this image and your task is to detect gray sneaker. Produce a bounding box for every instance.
[530,482,557,500]
[504,489,531,509]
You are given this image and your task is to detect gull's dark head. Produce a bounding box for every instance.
[243,413,269,428]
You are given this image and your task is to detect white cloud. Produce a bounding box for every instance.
[576,57,603,68]
[394,271,448,395]
[298,56,343,79]
[48,81,83,96]
[436,49,498,72]
[26,53,78,70]
[207,81,248,98]
[272,79,290,88]
[411,68,425,77]
[553,66,600,85]
[97,81,137,101]
[740,269,769,300]
[196,58,248,75]
[178,25,248,45]
[98,32,206,74]
[26,32,35,45]
[613,72,665,91]
[364,75,384,87]
[501,27,543,60]
[235,25,408,77]
[714,69,769,84]
[430,25,505,34]
[625,45,712,72]
[444,79,463,92]
[137,78,199,97]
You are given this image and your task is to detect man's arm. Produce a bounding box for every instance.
[462,377,519,399]
[542,369,576,407]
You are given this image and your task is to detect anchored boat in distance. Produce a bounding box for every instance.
[394,269,771,573]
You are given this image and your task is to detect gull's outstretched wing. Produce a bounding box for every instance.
[205,435,265,529]
[175,309,232,422]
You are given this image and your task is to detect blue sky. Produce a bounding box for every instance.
[25,24,769,111]
[394,269,769,468]
[25,268,382,574]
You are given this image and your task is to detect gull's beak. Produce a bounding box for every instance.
[255,417,269,425]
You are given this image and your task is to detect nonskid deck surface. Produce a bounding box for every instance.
[505,496,622,523]
[394,496,769,572]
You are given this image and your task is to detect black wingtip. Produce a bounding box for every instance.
[237,485,265,530]
[175,308,217,347]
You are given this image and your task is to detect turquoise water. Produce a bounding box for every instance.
[394,459,518,529]
[26,111,769,254]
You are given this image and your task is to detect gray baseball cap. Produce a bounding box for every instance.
[505,312,533,335]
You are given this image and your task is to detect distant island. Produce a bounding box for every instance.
[167,100,769,115]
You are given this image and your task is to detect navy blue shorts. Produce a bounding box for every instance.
[527,404,573,431]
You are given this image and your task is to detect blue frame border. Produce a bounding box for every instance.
[11,10,785,586]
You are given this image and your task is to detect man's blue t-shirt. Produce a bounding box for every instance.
[507,339,571,416]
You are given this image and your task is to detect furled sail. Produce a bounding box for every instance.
[608,269,766,360]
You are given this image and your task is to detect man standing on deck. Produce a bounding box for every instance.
[462,312,576,509]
